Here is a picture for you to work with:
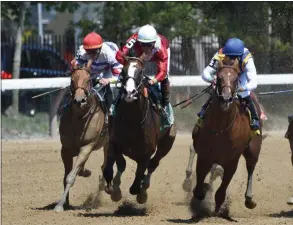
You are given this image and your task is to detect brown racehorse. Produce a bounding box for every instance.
[54,60,109,212]
[190,57,263,216]
[103,57,176,204]
[286,116,293,205]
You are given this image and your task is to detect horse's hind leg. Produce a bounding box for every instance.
[54,147,73,212]
[54,144,94,212]
[144,129,176,194]
[209,164,224,191]
[182,145,196,192]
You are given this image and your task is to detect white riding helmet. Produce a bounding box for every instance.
[137,24,158,43]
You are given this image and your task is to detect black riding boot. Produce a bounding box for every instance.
[197,96,212,119]
[243,96,260,131]
[103,85,113,124]
[161,78,170,108]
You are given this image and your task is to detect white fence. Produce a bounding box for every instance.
[2,74,293,91]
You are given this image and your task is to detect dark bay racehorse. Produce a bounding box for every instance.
[189,57,263,215]
[103,57,176,204]
[286,116,293,205]
[54,60,109,212]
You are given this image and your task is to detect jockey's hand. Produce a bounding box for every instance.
[99,78,110,86]
[237,86,245,92]
[148,78,157,86]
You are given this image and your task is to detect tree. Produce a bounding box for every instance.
[2,2,30,117]
[1,2,80,116]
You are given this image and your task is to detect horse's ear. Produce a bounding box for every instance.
[86,59,92,73]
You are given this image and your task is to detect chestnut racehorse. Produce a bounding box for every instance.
[54,60,109,212]
[286,116,293,205]
[190,57,263,215]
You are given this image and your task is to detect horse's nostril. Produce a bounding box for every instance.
[81,98,86,103]
[131,90,136,94]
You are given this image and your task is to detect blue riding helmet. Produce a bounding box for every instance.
[223,38,244,56]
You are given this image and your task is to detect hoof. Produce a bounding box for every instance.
[105,185,114,195]
[287,197,293,205]
[111,188,122,202]
[54,205,64,212]
[78,169,91,177]
[136,188,148,204]
[130,185,140,195]
[245,199,257,209]
[182,178,192,192]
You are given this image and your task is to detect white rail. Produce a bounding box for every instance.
[2,74,293,91]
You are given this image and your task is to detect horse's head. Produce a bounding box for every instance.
[216,57,241,110]
[120,56,145,103]
[70,60,93,108]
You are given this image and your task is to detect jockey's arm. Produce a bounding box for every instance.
[152,49,168,84]
[115,34,136,65]
[241,57,257,91]
[107,50,124,84]
[202,55,218,83]
[202,66,217,83]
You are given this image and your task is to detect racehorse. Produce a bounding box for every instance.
[103,56,176,204]
[189,57,263,215]
[54,60,109,212]
[286,116,293,205]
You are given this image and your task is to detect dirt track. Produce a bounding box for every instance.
[2,133,293,225]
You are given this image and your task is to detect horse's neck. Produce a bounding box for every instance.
[120,96,149,123]
[206,95,239,129]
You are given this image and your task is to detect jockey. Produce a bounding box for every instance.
[198,38,261,131]
[116,24,172,123]
[71,32,123,122]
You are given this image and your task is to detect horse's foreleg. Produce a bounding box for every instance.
[98,143,109,192]
[53,147,73,212]
[243,139,261,210]
[193,156,213,201]
[110,153,126,202]
[183,145,196,192]
[103,142,116,196]
[215,157,240,214]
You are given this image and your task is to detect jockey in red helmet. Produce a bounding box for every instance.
[116,24,173,126]
[71,32,123,122]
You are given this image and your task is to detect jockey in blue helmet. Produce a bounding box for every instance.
[198,38,261,131]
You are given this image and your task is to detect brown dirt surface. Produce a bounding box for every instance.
[2,132,293,225]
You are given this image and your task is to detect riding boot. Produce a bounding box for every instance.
[104,85,113,125]
[195,96,212,128]
[244,96,260,131]
[161,78,170,108]
[197,96,212,119]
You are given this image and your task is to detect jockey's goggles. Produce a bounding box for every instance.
[85,48,101,55]
[140,42,155,47]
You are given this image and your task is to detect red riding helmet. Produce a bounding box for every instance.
[83,32,103,50]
